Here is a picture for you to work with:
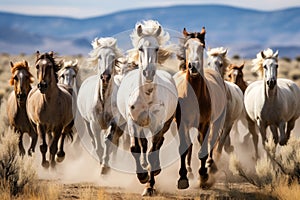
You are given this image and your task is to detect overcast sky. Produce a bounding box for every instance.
[1,0,300,18]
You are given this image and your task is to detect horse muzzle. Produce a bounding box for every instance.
[38,82,48,93]
[16,93,27,102]
[101,74,111,86]
[267,79,277,90]
[142,69,155,83]
[188,63,199,75]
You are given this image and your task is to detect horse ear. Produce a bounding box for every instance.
[137,25,143,37]
[155,26,162,37]
[49,51,54,57]
[10,61,14,68]
[36,51,40,60]
[240,62,245,69]
[73,59,78,67]
[24,60,28,67]
[221,49,228,57]
[200,27,206,35]
[183,28,188,37]
[260,51,266,59]
[274,50,279,59]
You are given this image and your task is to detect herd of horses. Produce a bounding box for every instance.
[6,20,300,196]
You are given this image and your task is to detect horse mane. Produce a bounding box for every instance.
[9,60,34,86]
[36,51,61,82]
[128,20,174,65]
[251,48,278,78]
[87,37,123,68]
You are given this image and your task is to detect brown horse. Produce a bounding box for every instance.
[227,63,248,93]
[7,60,37,156]
[26,51,73,168]
[174,28,227,189]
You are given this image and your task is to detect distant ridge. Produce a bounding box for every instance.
[0,5,299,58]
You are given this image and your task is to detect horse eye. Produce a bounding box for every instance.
[275,64,278,69]
[263,65,267,69]
[139,47,144,52]
[228,74,231,78]
[36,65,39,69]
[61,74,65,78]
[155,48,159,52]
[14,76,18,81]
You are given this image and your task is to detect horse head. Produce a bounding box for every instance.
[88,37,123,88]
[228,63,245,83]
[35,51,60,94]
[183,28,206,76]
[261,49,279,90]
[58,59,78,87]
[9,60,34,104]
[206,47,229,77]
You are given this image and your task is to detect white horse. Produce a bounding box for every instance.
[117,20,178,196]
[206,47,244,155]
[244,48,300,158]
[58,59,79,95]
[173,28,227,190]
[77,37,124,174]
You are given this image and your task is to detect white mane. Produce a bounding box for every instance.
[130,20,170,48]
[251,48,278,78]
[87,37,123,68]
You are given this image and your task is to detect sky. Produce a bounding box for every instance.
[1,0,300,18]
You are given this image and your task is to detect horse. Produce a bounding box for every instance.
[206,47,244,155]
[244,48,300,158]
[76,37,124,174]
[58,59,79,95]
[173,27,227,189]
[26,51,73,168]
[7,60,37,156]
[227,62,248,93]
[117,20,178,196]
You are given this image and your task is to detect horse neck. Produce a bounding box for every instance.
[186,70,209,99]
[236,76,248,93]
[264,79,277,100]
[98,75,114,104]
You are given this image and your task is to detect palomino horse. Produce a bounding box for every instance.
[58,59,79,94]
[173,28,227,189]
[57,59,79,146]
[77,37,124,174]
[244,48,300,158]
[206,47,244,155]
[26,51,73,168]
[7,60,37,156]
[117,20,178,196]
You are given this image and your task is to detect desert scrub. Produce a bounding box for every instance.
[229,135,300,191]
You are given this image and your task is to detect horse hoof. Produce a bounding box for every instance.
[279,139,287,146]
[100,165,110,175]
[188,171,194,179]
[142,187,156,196]
[177,178,189,189]
[42,161,50,168]
[137,172,149,184]
[56,152,65,163]
[207,160,218,174]
[200,173,209,184]
[200,175,215,190]
[153,169,161,176]
[50,160,56,168]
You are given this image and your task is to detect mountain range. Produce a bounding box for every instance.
[0,5,300,58]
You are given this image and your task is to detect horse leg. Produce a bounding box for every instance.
[217,124,234,155]
[139,131,148,169]
[28,130,37,156]
[270,125,279,145]
[84,119,96,149]
[257,120,267,147]
[17,131,25,157]
[89,122,104,171]
[49,130,61,168]
[186,144,194,179]
[280,120,295,145]
[131,136,149,184]
[247,116,259,159]
[279,121,288,145]
[177,124,190,189]
[101,122,124,174]
[56,134,66,163]
[38,124,49,168]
